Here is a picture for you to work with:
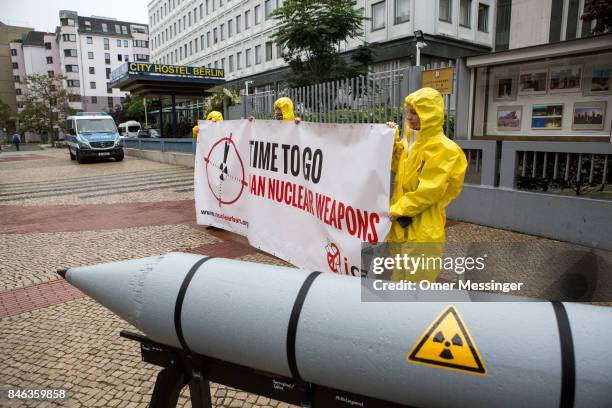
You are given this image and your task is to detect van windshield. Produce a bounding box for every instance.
[127,125,140,132]
[76,119,117,134]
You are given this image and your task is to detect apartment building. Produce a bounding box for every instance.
[9,10,150,114]
[147,0,495,92]
[0,21,33,119]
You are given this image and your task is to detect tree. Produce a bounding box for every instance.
[0,99,13,133]
[204,88,241,116]
[17,74,78,145]
[271,0,375,87]
[581,0,612,35]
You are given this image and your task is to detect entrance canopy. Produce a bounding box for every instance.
[110,62,225,97]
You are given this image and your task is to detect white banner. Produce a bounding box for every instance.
[195,120,394,276]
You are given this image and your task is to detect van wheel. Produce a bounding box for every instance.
[114,151,124,162]
[69,149,76,160]
[76,149,86,164]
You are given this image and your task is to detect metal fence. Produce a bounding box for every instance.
[248,61,456,135]
[122,138,196,154]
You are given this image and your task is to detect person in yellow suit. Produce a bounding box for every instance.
[248,97,301,123]
[387,87,467,282]
[192,111,224,140]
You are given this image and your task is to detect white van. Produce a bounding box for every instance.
[66,112,123,163]
[118,120,141,138]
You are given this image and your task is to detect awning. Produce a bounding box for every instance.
[110,62,226,97]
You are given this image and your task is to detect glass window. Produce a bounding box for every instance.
[221,23,225,40]
[229,54,234,72]
[89,67,95,74]
[118,54,123,61]
[48,70,54,77]
[102,23,108,32]
[12,62,18,69]
[117,39,122,47]
[10,48,17,56]
[237,51,242,69]
[14,75,20,82]
[371,1,386,31]
[90,81,96,89]
[265,0,274,19]
[87,36,93,44]
[105,53,111,64]
[478,3,489,32]
[85,21,92,30]
[254,5,261,24]
[45,42,52,49]
[439,0,452,22]
[201,34,205,49]
[245,10,251,29]
[124,40,128,47]
[246,48,252,67]
[91,96,97,104]
[255,45,262,64]
[206,0,210,14]
[122,26,128,35]
[395,0,410,24]
[228,19,233,37]
[460,0,472,27]
[115,24,121,34]
[65,64,79,72]
[46,56,53,64]
[266,41,273,61]
[88,52,94,59]
[104,38,110,50]
[62,34,76,42]
[221,57,225,70]
[108,97,114,108]
[207,31,211,47]
[106,67,111,79]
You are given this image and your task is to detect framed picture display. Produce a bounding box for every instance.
[584,66,611,95]
[496,106,522,130]
[494,74,518,101]
[531,104,563,129]
[572,101,606,130]
[519,69,547,95]
[549,65,582,93]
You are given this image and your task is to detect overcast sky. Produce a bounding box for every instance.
[3,0,150,32]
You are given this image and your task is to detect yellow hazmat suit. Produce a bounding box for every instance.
[192,111,224,139]
[273,97,295,121]
[388,87,467,282]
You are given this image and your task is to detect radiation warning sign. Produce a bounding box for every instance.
[407,305,487,375]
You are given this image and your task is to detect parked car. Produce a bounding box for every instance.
[137,128,160,138]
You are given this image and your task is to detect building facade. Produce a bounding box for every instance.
[0,21,33,121]
[147,0,494,92]
[9,10,149,115]
[495,0,598,52]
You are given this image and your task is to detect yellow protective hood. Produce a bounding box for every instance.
[206,111,224,122]
[403,87,444,139]
[273,97,295,121]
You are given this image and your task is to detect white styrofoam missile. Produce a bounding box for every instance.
[60,252,612,408]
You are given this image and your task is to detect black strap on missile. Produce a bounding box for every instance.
[174,256,216,354]
[286,271,322,384]
[551,301,576,408]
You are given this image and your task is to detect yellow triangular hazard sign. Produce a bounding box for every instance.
[407,305,487,375]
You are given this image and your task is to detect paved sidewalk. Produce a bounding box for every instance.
[1,148,605,407]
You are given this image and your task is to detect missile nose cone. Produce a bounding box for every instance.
[57,269,68,279]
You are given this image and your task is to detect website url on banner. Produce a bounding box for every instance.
[200,210,249,227]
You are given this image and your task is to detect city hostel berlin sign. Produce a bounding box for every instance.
[421,67,454,95]
[128,62,225,80]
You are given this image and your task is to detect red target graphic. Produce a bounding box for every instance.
[204,133,248,206]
